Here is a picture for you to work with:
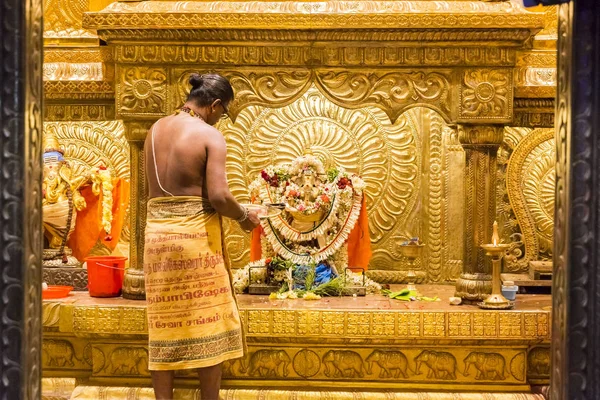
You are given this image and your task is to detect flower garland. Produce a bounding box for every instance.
[261,190,363,265]
[92,166,114,241]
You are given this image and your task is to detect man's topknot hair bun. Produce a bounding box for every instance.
[189,73,204,89]
[186,72,234,108]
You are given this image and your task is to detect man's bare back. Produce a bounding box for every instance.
[145,113,216,199]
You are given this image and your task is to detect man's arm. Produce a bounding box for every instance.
[204,129,246,220]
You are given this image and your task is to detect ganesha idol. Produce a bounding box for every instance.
[234,153,373,294]
[42,131,128,268]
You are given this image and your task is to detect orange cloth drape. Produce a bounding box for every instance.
[250,225,263,262]
[346,196,371,271]
[249,196,371,270]
[68,178,130,261]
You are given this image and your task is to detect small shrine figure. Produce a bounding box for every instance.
[42,132,92,266]
[234,152,377,297]
[42,130,124,268]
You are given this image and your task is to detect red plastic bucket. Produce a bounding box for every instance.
[86,256,127,297]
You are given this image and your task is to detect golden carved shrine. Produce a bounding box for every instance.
[41,0,557,399]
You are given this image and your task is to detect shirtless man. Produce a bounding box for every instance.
[144,73,259,399]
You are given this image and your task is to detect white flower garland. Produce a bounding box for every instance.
[261,190,363,265]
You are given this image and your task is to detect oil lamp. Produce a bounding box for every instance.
[478,221,513,309]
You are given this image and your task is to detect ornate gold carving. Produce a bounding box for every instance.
[460,69,512,121]
[247,349,291,378]
[463,352,507,381]
[51,299,550,339]
[100,28,536,43]
[42,302,62,328]
[222,87,421,269]
[83,1,543,31]
[44,0,97,42]
[521,67,556,87]
[42,339,83,368]
[116,45,517,67]
[43,121,129,179]
[515,85,556,98]
[122,140,147,299]
[528,347,550,379]
[44,48,113,64]
[315,71,451,122]
[68,387,546,399]
[41,377,76,400]
[44,81,113,100]
[117,67,167,117]
[93,346,149,376]
[43,62,104,81]
[512,112,555,128]
[415,350,457,380]
[427,113,444,281]
[517,51,557,68]
[455,125,504,301]
[504,128,555,272]
[44,105,115,121]
[551,6,570,395]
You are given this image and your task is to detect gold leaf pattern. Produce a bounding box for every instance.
[222,86,420,268]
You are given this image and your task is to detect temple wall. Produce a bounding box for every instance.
[41,0,557,284]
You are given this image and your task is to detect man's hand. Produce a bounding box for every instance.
[239,210,260,232]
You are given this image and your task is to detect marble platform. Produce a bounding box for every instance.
[42,285,551,399]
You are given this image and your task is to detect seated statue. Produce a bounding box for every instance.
[234,152,377,297]
[42,131,116,267]
[43,133,91,266]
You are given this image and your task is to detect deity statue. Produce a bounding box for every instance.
[42,131,114,267]
[233,152,376,297]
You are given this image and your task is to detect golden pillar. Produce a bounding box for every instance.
[454,125,504,302]
[122,122,151,300]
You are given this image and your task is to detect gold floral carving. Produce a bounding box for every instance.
[173,69,313,121]
[504,128,555,272]
[315,71,451,123]
[222,87,419,268]
[171,69,450,125]
[44,121,130,178]
[117,67,167,117]
[460,69,512,121]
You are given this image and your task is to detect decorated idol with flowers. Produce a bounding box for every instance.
[234,153,378,298]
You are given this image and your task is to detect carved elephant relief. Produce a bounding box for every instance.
[463,352,507,380]
[528,347,550,376]
[223,355,250,377]
[43,339,80,367]
[248,350,291,378]
[366,350,411,379]
[414,350,457,380]
[322,350,367,378]
[105,347,149,376]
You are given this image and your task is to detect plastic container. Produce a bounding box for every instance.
[502,280,518,301]
[86,256,127,297]
[42,285,73,299]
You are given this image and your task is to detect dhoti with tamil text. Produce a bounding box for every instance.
[143,196,244,371]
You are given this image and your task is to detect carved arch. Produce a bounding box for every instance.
[505,128,554,272]
[172,68,453,124]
